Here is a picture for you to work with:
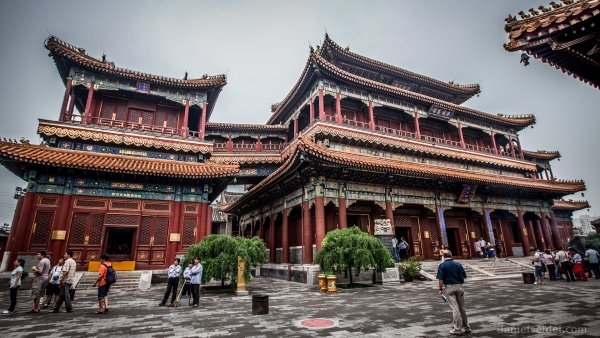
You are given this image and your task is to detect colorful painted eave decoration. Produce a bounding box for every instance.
[0,141,239,179]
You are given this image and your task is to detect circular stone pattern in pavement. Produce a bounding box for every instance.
[300,318,335,328]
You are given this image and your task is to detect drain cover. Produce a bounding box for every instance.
[300,318,335,328]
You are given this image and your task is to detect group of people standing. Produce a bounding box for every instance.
[531,246,600,284]
[391,237,410,263]
[158,257,203,307]
[473,238,501,261]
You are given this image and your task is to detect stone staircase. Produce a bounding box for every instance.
[420,258,534,281]
[75,270,147,290]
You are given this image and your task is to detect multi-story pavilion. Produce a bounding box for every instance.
[504,0,600,89]
[0,35,588,270]
[224,35,587,264]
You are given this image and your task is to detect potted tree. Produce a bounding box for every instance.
[401,257,422,282]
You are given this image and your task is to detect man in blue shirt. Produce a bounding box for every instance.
[190,257,203,307]
[436,251,470,336]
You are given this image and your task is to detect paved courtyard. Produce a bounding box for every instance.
[0,275,598,337]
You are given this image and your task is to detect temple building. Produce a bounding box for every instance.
[0,34,588,271]
[504,0,600,89]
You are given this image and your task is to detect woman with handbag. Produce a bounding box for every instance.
[44,258,64,309]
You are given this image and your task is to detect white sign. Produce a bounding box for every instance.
[382,267,400,282]
[374,219,393,236]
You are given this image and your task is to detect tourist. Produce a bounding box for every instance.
[93,255,112,314]
[190,257,203,307]
[51,251,76,313]
[44,258,63,308]
[398,237,409,260]
[30,250,51,313]
[542,250,556,281]
[436,251,470,336]
[473,240,483,259]
[495,240,503,258]
[478,238,487,258]
[3,258,25,315]
[181,261,193,302]
[159,258,182,306]
[555,247,574,282]
[391,237,399,263]
[531,248,544,285]
[584,246,600,279]
[485,242,499,262]
[570,248,587,281]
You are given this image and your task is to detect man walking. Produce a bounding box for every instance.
[190,257,203,307]
[93,255,112,314]
[159,258,182,306]
[436,251,470,336]
[556,247,574,282]
[51,251,76,313]
[398,237,410,260]
[584,246,600,279]
[391,237,399,263]
[30,250,50,313]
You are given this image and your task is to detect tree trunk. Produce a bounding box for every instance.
[349,266,354,285]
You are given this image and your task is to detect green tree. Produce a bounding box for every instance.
[314,226,394,284]
[568,233,600,253]
[184,235,267,287]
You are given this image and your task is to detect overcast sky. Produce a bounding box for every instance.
[0,0,598,226]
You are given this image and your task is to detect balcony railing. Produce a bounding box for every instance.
[65,114,188,138]
[212,142,286,153]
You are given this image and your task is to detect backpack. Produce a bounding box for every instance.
[20,270,29,281]
[103,263,117,285]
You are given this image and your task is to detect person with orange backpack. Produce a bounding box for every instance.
[93,255,116,314]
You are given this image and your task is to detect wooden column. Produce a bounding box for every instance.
[490,132,498,154]
[534,219,546,250]
[465,215,477,258]
[338,197,347,229]
[526,220,538,249]
[309,100,315,123]
[315,196,325,252]
[302,200,313,264]
[458,124,465,148]
[182,100,190,137]
[206,204,213,236]
[198,202,207,242]
[420,214,433,259]
[282,209,289,263]
[385,201,394,222]
[7,192,36,264]
[508,137,516,157]
[269,215,276,263]
[255,136,262,152]
[67,92,76,117]
[167,201,181,262]
[516,136,524,159]
[226,136,233,152]
[517,211,531,254]
[50,195,73,264]
[335,93,342,124]
[59,79,73,122]
[436,207,448,247]
[293,117,299,138]
[414,113,421,139]
[83,83,95,124]
[539,212,553,249]
[499,219,514,256]
[199,102,207,140]
[482,209,495,244]
[549,212,561,248]
[368,98,375,131]
[318,89,325,120]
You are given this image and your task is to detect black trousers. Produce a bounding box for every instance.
[560,261,575,282]
[181,282,191,296]
[589,263,600,279]
[53,283,73,312]
[191,284,200,305]
[399,249,409,260]
[161,277,179,305]
[545,264,556,280]
[8,286,19,312]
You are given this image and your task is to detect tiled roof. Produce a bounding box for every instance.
[225,137,585,212]
[38,120,212,154]
[552,199,590,211]
[320,34,481,97]
[45,36,227,90]
[522,150,561,160]
[0,141,238,179]
[206,122,287,133]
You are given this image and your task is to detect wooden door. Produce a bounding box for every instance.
[68,213,104,264]
[136,216,169,266]
[28,210,55,251]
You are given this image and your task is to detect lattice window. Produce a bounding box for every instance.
[89,214,104,245]
[154,217,168,245]
[115,99,128,121]
[144,203,170,211]
[156,106,178,128]
[410,217,420,243]
[75,199,106,209]
[139,216,152,245]
[69,213,87,245]
[105,214,139,226]
[29,211,54,249]
[128,109,142,124]
[184,204,198,213]
[472,219,483,239]
[183,217,197,245]
[428,217,439,243]
[39,197,58,206]
[110,200,140,210]
[100,97,115,119]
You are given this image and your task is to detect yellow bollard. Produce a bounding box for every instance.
[326,275,337,294]
[318,273,328,292]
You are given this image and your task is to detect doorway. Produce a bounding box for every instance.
[104,227,135,261]
[446,228,461,257]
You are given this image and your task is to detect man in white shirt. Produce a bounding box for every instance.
[51,251,76,313]
[159,258,182,306]
[190,257,203,307]
[555,247,574,282]
[584,246,600,279]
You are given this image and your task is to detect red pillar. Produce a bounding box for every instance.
[458,124,465,148]
[508,137,516,157]
[269,215,276,263]
[414,113,421,139]
[549,212,561,248]
[338,198,347,229]
[182,100,190,137]
[282,209,289,263]
[526,220,537,249]
[368,99,375,131]
[199,102,207,140]
[59,79,73,122]
[167,201,181,261]
[517,137,524,159]
[309,100,314,123]
[335,93,342,124]
[50,195,72,264]
[318,89,325,120]
[206,204,213,236]
[315,196,325,252]
[7,192,36,264]
[302,200,313,263]
[256,136,262,152]
[534,219,546,250]
[385,201,394,222]
[490,132,498,154]
[3,194,25,267]
[517,211,531,254]
[226,136,233,152]
[540,212,554,249]
[197,202,207,242]
[421,214,433,259]
[293,117,298,139]
[83,83,94,124]
[67,92,76,118]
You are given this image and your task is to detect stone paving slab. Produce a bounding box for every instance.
[0,276,598,337]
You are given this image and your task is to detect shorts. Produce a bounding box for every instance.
[98,284,111,299]
[31,277,46,298]
[45,283,60,296]
[535,265,543,277]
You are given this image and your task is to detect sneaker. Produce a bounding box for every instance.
[463,327,472,334]
[42,304,48,309]
[2,310,12,315]
[533,282,538,285]
[50,309,59,313]
[449,329,463,336]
